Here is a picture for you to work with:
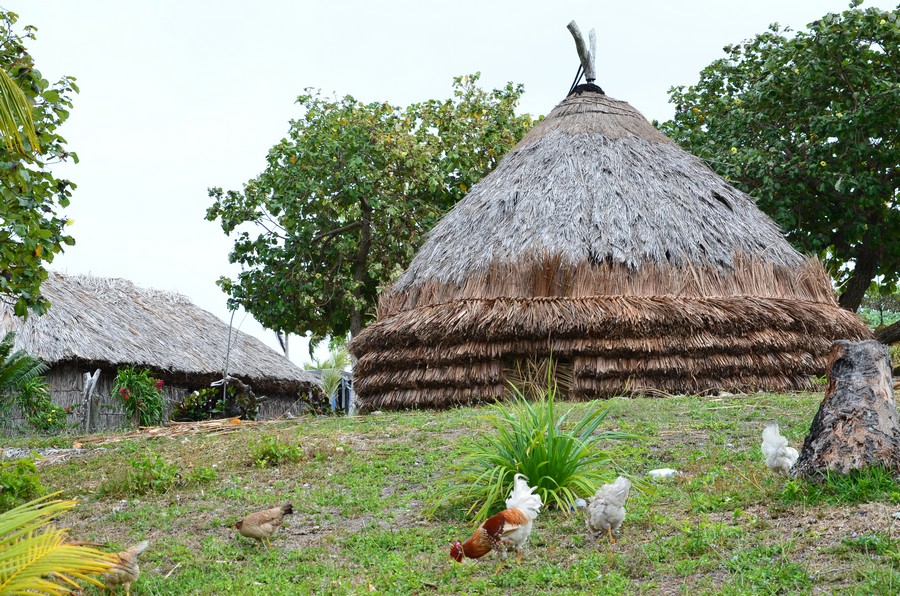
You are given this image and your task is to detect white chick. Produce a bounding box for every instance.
[761,423,799,475]
[586,476,632,544]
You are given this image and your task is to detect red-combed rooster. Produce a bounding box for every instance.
[450,473,542,573]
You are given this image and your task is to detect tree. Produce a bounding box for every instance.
[0,10,78,317]
[661,2,898,312]
[207,74,533,342]
[861,283,900,328]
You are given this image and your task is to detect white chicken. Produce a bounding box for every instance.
[585,476,631,544]
[761,423,799,475]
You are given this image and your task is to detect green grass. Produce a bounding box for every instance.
[11,392,900,594]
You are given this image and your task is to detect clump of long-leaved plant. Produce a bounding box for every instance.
[429,361,634,523]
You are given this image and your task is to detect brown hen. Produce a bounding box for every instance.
[235,503,293,548]
[102,540,149,596]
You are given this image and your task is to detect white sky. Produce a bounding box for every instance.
[6,0,892,366]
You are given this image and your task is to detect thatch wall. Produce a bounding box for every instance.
[350,88,872,410]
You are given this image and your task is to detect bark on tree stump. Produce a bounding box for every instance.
[793,340,900,479]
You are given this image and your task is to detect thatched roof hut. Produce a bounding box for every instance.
[0,272,319,397]
[350,82,871,410]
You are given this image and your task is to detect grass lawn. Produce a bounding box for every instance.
[12,392,900,594]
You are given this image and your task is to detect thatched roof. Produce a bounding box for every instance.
[350,85,872,410]
[0,273,320,394]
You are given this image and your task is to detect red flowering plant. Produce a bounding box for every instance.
[111,366,165,427]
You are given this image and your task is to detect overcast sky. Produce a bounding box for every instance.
[7,0,892,366]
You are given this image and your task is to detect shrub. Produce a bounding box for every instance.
[251,434,303,467]
[100,453,217,497]
[0,332,47,425]
[184,466,217,484]
[16,377,67,433]
[100,452,178,497]
[127,452,179,495]
[429,364,634,522]
[0,494,116,593]
[172,385,258,422]
[112,366,165,427]
[0,458,45,511]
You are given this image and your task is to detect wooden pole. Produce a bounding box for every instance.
[567,21,596,83]
[82,369,101,433]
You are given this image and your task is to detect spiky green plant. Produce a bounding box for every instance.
[430,363,634,523]
[0,332,47,396]
[0,494,116,594]
[0,332,48,424]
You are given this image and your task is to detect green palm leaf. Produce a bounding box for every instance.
[0,66,39,157]
[0,333,48,412]
[0,494,117,594]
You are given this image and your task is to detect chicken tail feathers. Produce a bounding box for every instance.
[761,423,799,474]
[594,476,631,507]
[505,473,542,518]
[127,540,150,558]
[761,424,788,458]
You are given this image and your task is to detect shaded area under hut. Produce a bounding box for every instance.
[350,82,871,410]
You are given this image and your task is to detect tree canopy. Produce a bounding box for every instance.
[207,74,534,344]
[0,10,78,317]
[661,1,898,312]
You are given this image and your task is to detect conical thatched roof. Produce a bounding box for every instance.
[0,273,319,394]
[350,86,871,410]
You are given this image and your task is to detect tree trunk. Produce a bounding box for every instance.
[349,200,372,337]
[838,243,879,312]
[793,340,900,479]
[875,320,900,346]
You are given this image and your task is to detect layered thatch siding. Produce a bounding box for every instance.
[350,87,872,410]
[0,273,321,429]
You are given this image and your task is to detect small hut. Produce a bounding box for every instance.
[349,29,871,410]
[0,272,321,429]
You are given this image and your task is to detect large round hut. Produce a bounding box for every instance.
[350,42,871,410]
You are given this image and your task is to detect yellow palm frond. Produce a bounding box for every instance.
[0,66,39,156]
[0,494,117,594]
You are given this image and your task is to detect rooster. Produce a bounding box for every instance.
[586,476,631,544]
[761,423,799,475]
[450,473,542,574]
[102,540,149,596]
[235,503,293,548]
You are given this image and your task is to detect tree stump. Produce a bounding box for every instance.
[793,340,900,479]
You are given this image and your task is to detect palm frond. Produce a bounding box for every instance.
[0,494,116,595]
[0,332,48,396]
[0,67,39,156]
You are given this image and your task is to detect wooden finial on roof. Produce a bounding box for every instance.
[567,21,596,83]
